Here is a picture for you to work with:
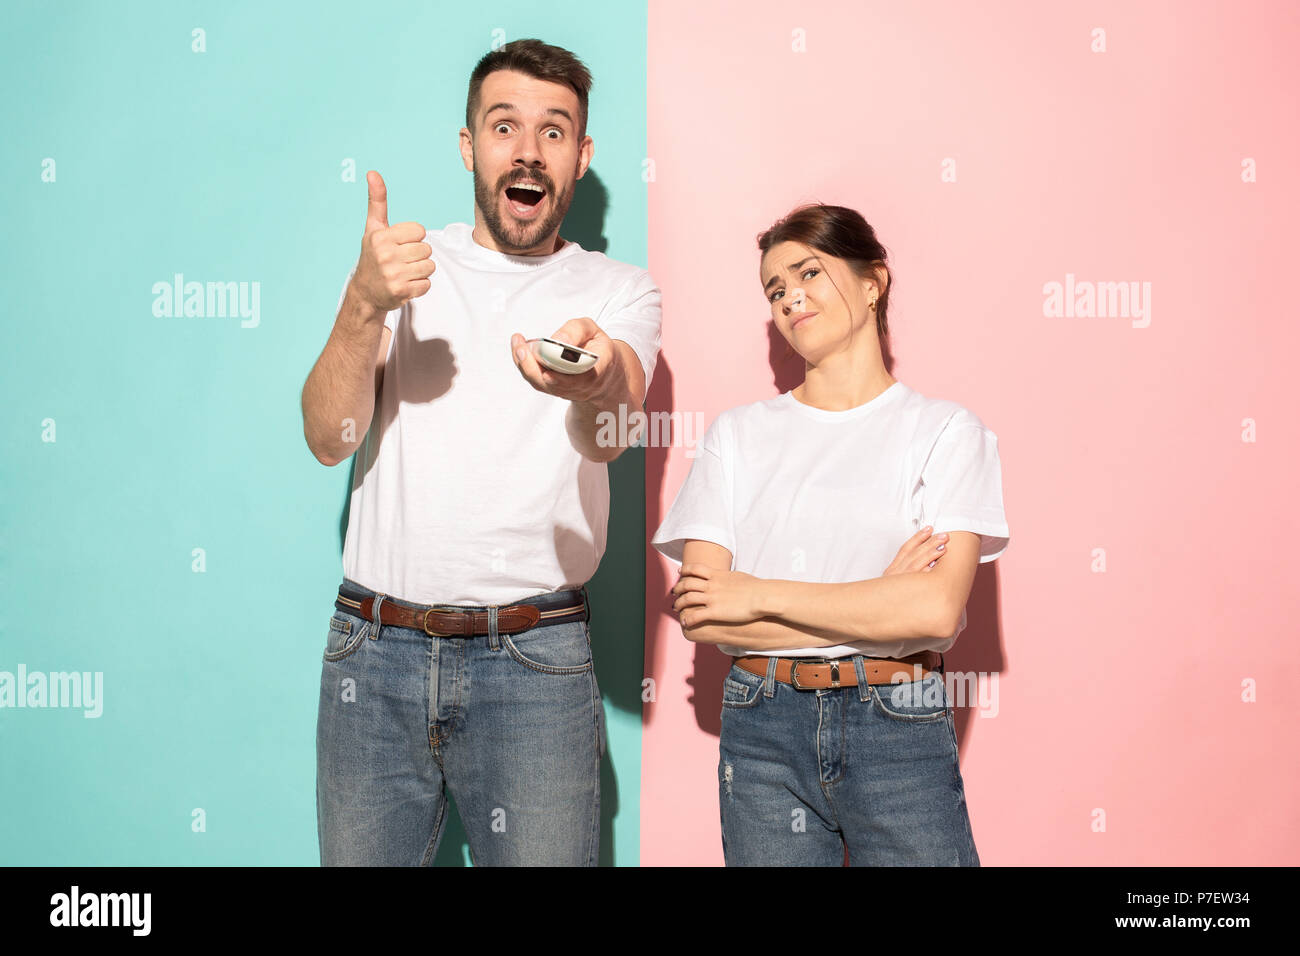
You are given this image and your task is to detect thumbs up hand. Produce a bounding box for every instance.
[351,170,436,312]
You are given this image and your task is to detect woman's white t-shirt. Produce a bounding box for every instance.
[651,381,1009,659]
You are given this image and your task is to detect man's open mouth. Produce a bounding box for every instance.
[504,181,547,217]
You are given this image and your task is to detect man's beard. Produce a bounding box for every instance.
[473,166,573,253]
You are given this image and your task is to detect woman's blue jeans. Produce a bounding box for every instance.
[316,577,606,866]
[717,657,980,866]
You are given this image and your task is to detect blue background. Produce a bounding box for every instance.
[0,0,648,865]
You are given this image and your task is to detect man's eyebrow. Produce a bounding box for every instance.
[483,102,575,127]
[763,257,817,293]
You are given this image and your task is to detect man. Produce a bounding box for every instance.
[300,38,661,866]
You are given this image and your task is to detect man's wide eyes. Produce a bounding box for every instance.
[494,123,562,139]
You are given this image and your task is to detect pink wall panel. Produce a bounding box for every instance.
[642,0,1300,865]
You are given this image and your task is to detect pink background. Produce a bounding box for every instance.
[641,0,1300,865]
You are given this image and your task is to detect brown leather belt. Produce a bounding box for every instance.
[335,587,588,637]
[733,649,942,690]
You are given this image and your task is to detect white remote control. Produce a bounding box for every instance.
[529,337,599,374]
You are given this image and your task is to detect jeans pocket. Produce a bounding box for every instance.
[721,664,765,709]
[871,672,950,722]
[323,610,369,663]
[501,621,593,675]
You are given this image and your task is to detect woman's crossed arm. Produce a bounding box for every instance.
[671,530,982,652]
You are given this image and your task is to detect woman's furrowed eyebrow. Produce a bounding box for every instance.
[763,257,819,293]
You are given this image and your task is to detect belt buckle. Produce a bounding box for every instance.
[790,659,840,690]
[422,608,452,637]
[789,660,811,690]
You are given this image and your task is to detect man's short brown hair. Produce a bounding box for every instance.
[466,39,593,140]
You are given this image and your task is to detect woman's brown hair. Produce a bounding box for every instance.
[757,203,893,340]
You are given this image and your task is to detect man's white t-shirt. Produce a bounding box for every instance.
[336,221,661,606]
[651,381,1009,659]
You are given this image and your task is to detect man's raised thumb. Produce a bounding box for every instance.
[366,170,388,229]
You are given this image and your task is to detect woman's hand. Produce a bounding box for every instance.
[671,565,767,627]
[671,526,946,631]
[883,525,949,575]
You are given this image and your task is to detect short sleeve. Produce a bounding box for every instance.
[918,414,1010,562]
[337,267,401,343]
[599,270,662,393]
[651,415,736,567]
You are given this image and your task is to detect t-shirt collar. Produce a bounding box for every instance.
[447,222,580,272]
[779,381,908,421]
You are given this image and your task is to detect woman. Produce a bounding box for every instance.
[651,203,1009,866]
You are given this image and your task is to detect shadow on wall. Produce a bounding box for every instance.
[643,312,1005,764]
[330,168,634,866]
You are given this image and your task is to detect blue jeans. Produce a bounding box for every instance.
[316,577,606,866]
[718,657,980,866]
